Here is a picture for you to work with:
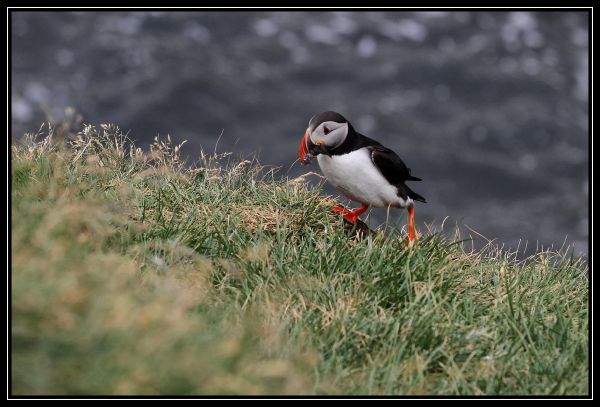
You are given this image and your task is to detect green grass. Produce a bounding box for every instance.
[11,123,589,395]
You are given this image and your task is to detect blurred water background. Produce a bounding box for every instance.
[11,11,589,256]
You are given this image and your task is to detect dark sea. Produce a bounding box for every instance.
[11,11,589,257]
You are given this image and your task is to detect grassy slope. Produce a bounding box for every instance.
[11,124,588,395]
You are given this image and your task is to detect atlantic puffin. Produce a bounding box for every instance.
[298,111,426,241]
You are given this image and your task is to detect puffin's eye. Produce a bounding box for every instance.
[324,126,330,135]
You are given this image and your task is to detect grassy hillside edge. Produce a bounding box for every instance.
[11,124,588,395]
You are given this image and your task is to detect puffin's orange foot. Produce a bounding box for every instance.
[331,204,352,219]
[399,231,420,249]
[332,205,358,223]
[332,203,369,225]
[331,204,351,216]
[342,212,359,224]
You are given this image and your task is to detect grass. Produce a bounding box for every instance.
[11,123,589,396]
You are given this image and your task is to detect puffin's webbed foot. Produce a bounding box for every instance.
[331,203,368,224]
[331,204,351,216]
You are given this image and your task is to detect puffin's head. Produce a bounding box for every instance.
[299,111,350,164]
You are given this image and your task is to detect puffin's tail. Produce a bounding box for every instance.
[405,184,426,203]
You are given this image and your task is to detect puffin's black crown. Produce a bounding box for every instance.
[308,111,348,131]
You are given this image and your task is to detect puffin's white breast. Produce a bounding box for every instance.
[317,148,410,208]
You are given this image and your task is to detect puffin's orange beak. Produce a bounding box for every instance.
[299,128,311,164]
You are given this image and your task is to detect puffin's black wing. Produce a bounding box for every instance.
[368,145,421,183]
[359,135,426,203]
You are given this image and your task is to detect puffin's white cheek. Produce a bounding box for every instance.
[310,136,325,145]
[329,131,345,147]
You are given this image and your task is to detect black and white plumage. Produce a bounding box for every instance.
[298,111,425,240]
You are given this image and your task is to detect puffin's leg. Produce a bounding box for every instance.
[408,205,416,242]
